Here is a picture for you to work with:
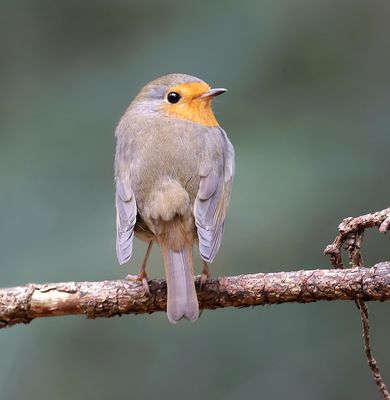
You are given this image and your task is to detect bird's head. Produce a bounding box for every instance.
[132,73,226,127]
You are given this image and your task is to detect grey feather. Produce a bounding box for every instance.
[194,128,235,262]
[115,179,137,265]
[164,246,199,323]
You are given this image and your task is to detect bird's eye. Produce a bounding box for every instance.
[167,92,181,104]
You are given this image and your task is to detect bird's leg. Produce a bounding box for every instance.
[197,261,211,318]
[125,241,153,294]
[199,260,211,290]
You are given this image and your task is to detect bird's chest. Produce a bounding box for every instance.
[133,130,201,200]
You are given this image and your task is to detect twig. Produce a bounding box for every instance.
[0,263,389,329]
[324,207,390,269]
[324,207,390,400]
[357,301,390,400]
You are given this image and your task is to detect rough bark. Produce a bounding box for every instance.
[324,207,390,268]
[0,262,389,329]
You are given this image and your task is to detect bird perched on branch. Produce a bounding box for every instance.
[114,74,235,323]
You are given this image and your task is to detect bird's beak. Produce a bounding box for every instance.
[199,88,227,99]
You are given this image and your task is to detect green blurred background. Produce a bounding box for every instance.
[1,1,389,399]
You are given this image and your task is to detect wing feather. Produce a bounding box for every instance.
[194,128,235,262]
[115,179,137,265]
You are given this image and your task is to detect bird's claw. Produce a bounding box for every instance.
[125,272,150,295]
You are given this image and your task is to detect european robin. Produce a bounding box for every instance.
[114,73,235,323]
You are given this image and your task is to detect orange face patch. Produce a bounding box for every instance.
[162,82,219,127]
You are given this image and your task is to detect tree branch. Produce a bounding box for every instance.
[0,262,389,329]
[1,208,389,398]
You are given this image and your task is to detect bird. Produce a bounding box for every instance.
[114,73,235,323]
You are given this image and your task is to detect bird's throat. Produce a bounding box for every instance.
[164,99,219,127]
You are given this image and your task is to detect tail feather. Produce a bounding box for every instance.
[162,244,199,323]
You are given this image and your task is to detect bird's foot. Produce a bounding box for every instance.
[125,271,150,295]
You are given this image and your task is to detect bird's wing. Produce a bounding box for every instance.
[194,128,235,262]
[114,115,138,265]
[115,178,137,265]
